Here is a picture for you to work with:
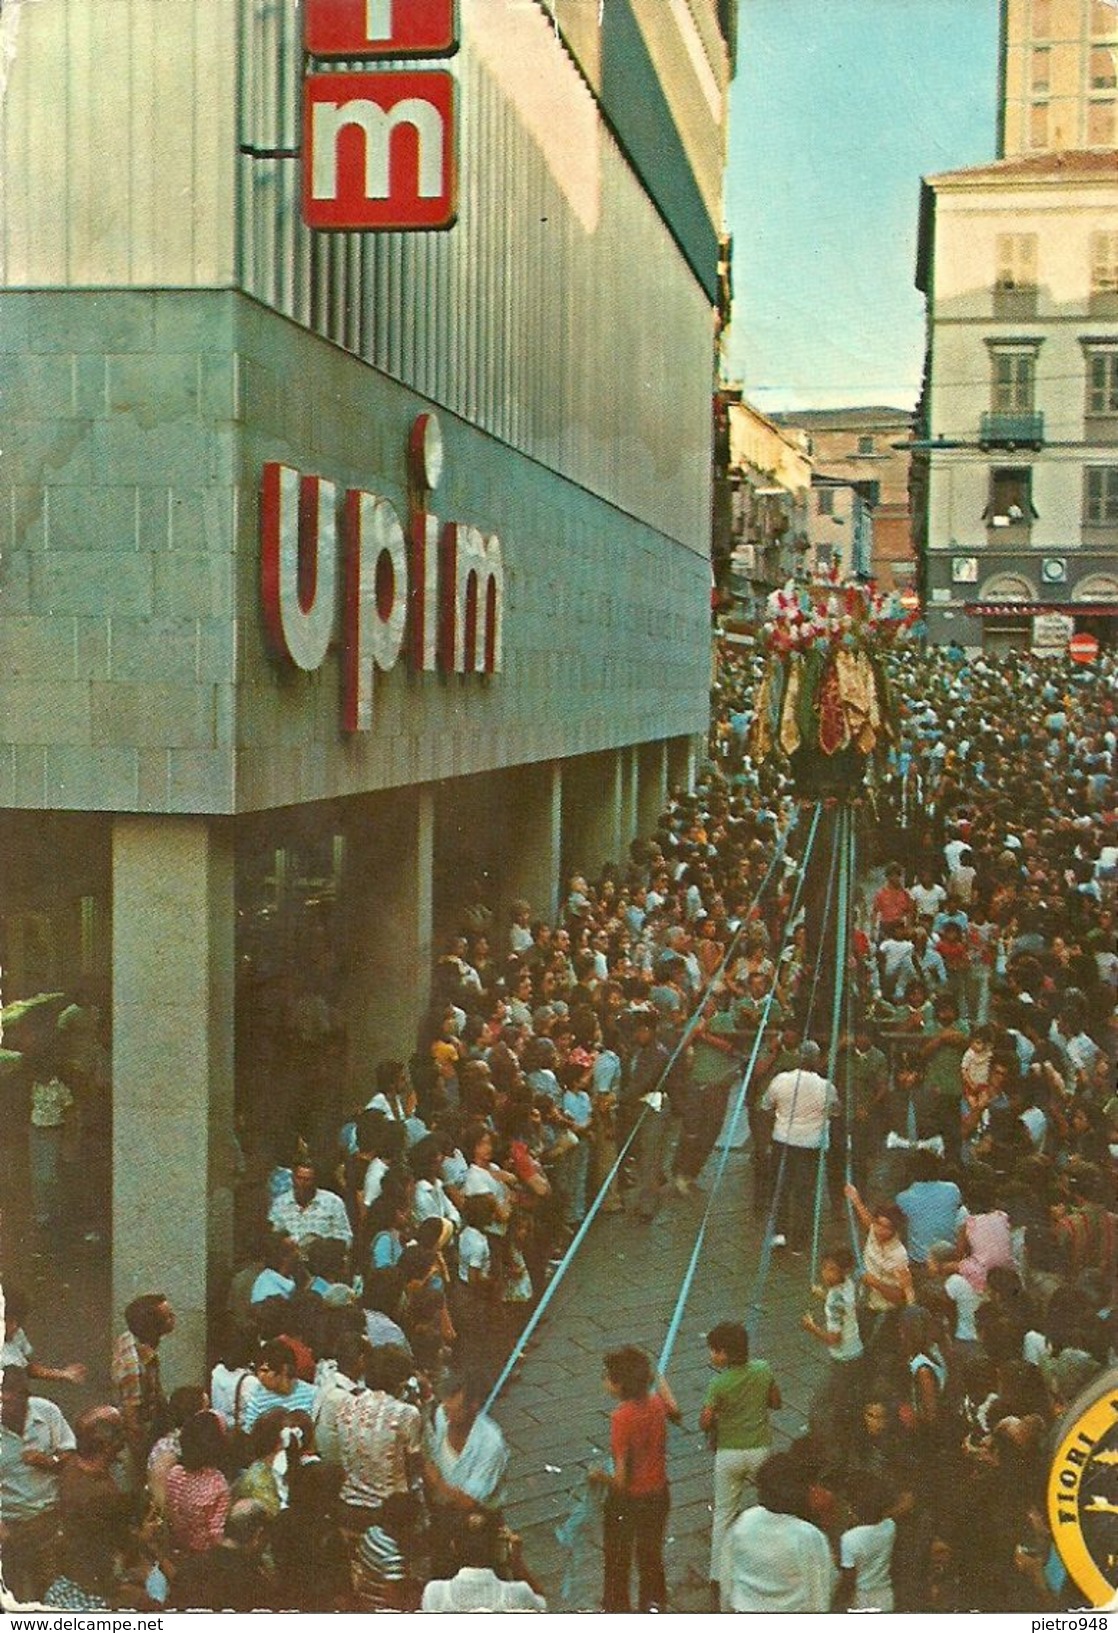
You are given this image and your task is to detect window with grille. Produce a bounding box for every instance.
[817,488,835,516]
[857,435,875,455]
[995,234,1038,292]
[1091,231,1118,294]
[991,351,1036,412]
[1085,466,1118,524]
[1087,351,1118,416]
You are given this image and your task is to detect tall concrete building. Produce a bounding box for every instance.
[1000,0,1118,155]
[0,0,733,1372]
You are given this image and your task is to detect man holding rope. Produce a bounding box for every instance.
[620,1008,673,1224]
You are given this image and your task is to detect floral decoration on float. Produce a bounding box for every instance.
[749,569,919,799]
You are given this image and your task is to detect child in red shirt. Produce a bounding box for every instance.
[590,1346,681,1612]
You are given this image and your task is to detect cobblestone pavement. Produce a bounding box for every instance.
[490,1142,834,1613]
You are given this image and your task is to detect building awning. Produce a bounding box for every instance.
[968,602,1118,617]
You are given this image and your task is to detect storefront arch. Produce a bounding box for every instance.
[977,571,1036,601]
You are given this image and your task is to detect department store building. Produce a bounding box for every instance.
[0,0,733,1367]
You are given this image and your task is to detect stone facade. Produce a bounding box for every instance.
[0,290,710,817]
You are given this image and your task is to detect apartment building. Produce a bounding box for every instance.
[1000,0,1118,155]
[915,150,1118,651]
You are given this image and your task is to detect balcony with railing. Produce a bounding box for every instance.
[979,411,1045,450]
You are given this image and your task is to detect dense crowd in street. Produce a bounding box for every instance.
[2,635,1116,1613]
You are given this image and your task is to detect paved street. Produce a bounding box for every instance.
[491,1142,833,1613]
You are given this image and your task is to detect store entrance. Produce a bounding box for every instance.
[0,813,113,1351]
[982,616,1032,654]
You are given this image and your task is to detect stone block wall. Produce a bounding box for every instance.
[0,288,711,817]
[0,290,239,813]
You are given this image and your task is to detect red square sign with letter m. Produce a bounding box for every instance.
[305,0,458,57]
[303,71,457,230]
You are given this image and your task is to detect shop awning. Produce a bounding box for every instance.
[967,602,1118,617]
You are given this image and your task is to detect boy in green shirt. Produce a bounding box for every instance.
[699,1321,781,1597]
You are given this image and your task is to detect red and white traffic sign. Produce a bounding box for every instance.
[303,71,457,231]
[1069,631,1100,664]
[305,0,458,57]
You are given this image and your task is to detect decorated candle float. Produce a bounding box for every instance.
[749,573,916,799]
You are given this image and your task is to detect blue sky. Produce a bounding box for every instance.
[725,0,1002,411]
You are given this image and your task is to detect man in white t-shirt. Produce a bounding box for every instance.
[761,1042,838,1253]
[802,1246,864,1442]
[420,1515,545,1611]
[877,931,916,1002]
[721,1451,836,1612]
[910,868,947,923]
[839,1502,896,1611]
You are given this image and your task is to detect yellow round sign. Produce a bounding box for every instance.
[1048,1373,1118,1607]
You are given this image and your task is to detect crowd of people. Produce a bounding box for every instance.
[705,639,1117,1612]
[1,636,1115,1613]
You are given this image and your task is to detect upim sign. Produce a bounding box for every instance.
[304,70,456,231]
[261,415,503,733]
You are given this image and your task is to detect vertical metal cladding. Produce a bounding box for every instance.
[235,0,713,552]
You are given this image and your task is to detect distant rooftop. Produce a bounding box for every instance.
[770,406,913,428]
[926,149,1118,187]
